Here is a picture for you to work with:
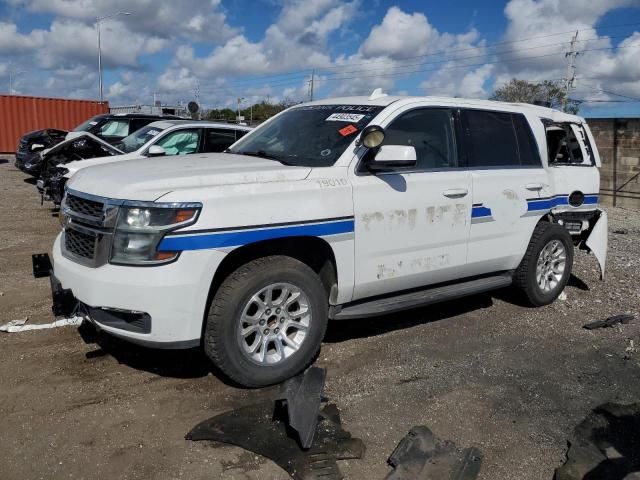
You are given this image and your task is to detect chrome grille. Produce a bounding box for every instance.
[64,229,96,259]
[65,194,104,219]
[61,191,116,267]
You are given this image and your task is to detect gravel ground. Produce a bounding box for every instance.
[0,155,639,480]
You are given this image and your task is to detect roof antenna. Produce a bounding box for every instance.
[369,88,388,100]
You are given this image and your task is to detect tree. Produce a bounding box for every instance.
[490,78,579,114]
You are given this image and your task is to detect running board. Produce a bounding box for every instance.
[330,272,514,320]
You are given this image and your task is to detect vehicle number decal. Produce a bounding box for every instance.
[326,113,366,122]
[147,129,160,136]
[317,178,348,188]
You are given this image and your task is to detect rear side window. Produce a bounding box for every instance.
[203,129,241,153]
[462,110,519,167]
[383,108,458,169]
[512,114,542,166]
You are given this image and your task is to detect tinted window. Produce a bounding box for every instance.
[130,118,155,133]
[228,105,383,167]
[155,129,200,155]
[462,110,520,167]
[203,128,241,153]
[74,116,104,132]
[383,108,457,169]
[512,114,541,166]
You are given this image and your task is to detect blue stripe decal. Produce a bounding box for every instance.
[158,219,355,251]
[527,194,599,212]
[471,205,492,218]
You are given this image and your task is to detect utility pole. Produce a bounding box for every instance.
[194,81,201,119]
[236,97,244,123]
[96,11,131,102]
[309,69,315,102]
[563,30,579,112]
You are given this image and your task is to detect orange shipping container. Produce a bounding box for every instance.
[0,95,109,153]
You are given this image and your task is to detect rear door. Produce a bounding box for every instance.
[461,109,549,275]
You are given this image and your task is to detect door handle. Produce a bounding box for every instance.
[525,183,546,191]
[442,188,469,199]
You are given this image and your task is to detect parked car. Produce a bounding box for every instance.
[39,92,607,388]
[18,113,184,177]
[14,128,68,175]
[38,120,251,204]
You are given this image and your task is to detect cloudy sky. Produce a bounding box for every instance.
[1,0,639,116]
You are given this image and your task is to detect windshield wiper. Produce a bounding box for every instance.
[233,150,293,166]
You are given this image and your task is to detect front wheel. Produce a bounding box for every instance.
[514,222,574,306]
[203,256,328,387]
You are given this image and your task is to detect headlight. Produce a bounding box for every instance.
[110,205,200,266]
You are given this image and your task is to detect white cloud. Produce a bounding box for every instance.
[6,0,238,43]
[326,7,487,97]
[360,7,436,59]
[170,0,357,80]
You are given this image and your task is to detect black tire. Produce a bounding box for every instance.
[204,255,328,387]
[513,222,574,306]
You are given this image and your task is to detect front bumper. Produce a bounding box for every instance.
[48,233,224,348]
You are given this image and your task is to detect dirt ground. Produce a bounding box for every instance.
[1,155,639,480]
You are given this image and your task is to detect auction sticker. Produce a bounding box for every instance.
[338,124,358,136]
[326,113,366,122]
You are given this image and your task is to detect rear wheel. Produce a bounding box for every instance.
[514,222,574,306]
[204,256,328,387]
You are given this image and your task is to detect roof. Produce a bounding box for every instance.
[303,94,584,123]
[92,113,185,120]
[145,120,253,130]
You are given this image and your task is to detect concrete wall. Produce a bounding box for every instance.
[587,118,640,209]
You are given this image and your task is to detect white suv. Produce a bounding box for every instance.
[43,92,607,387]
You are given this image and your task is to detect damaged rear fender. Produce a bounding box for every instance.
[585,209,608,281]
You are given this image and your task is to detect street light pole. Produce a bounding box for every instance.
[96,11,131,102]
[8,68,25,95]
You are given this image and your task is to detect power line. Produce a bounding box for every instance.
[200,41,640,95]
[193,24,640,91]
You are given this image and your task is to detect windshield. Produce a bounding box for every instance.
[228,104,383,167]
[73,116,105,132]
[118,125,167,153]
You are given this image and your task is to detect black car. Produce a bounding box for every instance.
[15,113,184,176]
[14,129,68,175]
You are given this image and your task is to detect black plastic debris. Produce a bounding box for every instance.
[583,314,635,330]
[555,403,640,480]
[386,426,482,480]
[186,368,364,480]
[278,366,327,449]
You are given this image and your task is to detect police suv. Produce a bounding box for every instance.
[38,91,608,387]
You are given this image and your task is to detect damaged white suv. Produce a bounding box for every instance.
[38,92,607,387]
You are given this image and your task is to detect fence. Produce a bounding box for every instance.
[0,95,109,153]
[587,118,640,209]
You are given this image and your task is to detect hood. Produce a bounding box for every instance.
[22,128,68,141]
[63,153,137,177]
[43,132,123,158]
[67,153,312,201]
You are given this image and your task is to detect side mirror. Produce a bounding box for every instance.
[147,145,167,157]
[367,145,417,171]
[31,143,45,152]
[358,125,385,148]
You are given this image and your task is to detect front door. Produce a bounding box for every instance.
[349,107,472,300]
